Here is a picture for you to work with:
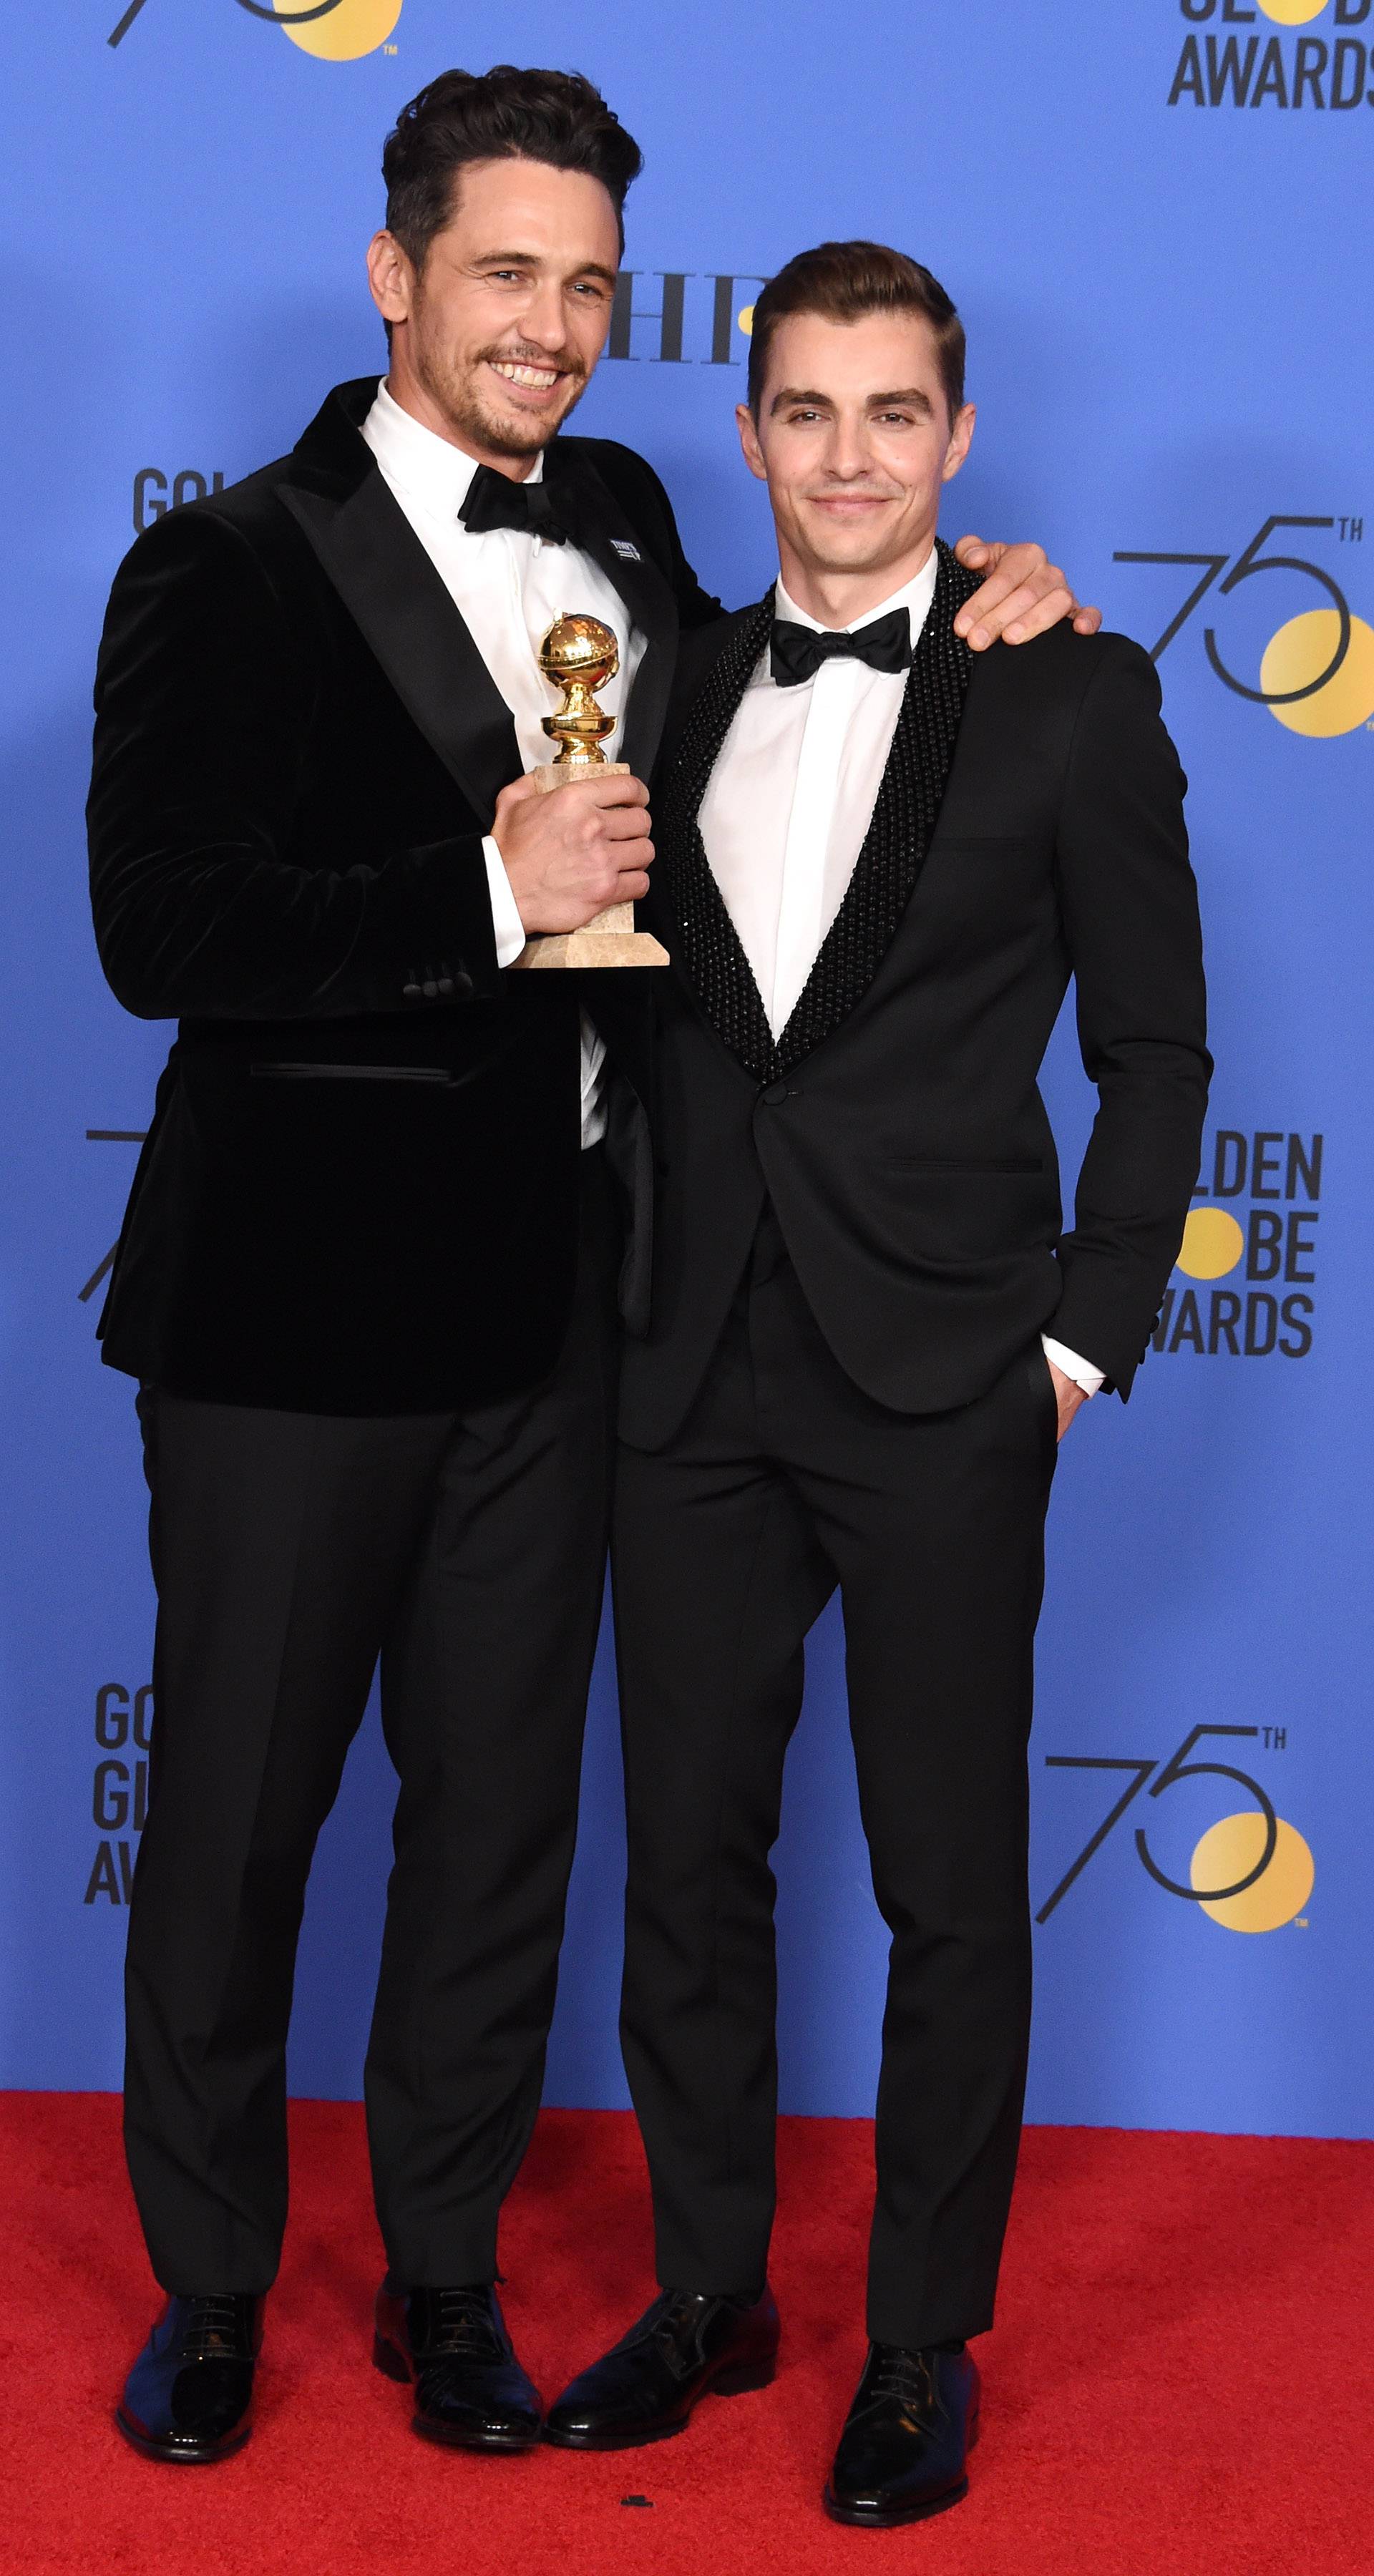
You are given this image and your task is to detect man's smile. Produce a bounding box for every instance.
[487,358,567,400]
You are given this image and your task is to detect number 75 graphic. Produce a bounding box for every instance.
[1036,1724,1277,1924]
[1114,516,1352,706]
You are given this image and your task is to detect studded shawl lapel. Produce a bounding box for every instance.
[658,540,983,1084]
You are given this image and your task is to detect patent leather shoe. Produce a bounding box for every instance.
[545,2285,779,2449]
[373,2283,542,2451]
[116,2292,262,2464]
[824,2340,980,2525]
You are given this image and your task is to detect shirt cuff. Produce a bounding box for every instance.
[1041,1336,1105,1398]
[482,834,528,970]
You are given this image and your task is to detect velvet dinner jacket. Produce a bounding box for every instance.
[622,543,1212,1450]
[87,378,721,1416]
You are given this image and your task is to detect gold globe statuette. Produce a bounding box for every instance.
[508,613,669,970]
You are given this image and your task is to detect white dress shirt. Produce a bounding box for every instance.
[698,553,1103,1397]
[361,378,645,1148]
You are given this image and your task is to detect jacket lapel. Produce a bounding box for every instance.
[657,543,984,1085]
[774,540,982,1074]
[547,447,678,781]
[656,597,779,1084]
[278,387,681,824]
[278,385,520,828]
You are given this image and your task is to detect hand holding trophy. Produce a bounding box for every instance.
[507,613,668,970]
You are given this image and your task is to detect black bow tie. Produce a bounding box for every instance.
[459,462,572,545]
[769,604,912,688]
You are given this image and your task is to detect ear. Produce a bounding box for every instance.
[367,230,416,330]
[940,402,977,486]
[736,402,769,484]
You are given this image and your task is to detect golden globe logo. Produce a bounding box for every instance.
[1169,0,1374,107]
[1153,1128,1322,1362]
[109,0,403,59]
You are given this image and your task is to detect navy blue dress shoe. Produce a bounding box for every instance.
[824,2340,980,2525]
[373,2283,543,2451]
[544,2286,779,2449]
[116,2293,262,2464]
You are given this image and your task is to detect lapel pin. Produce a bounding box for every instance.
[610,538,642,562]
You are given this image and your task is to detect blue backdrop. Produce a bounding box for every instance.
[2,0,1370,2142]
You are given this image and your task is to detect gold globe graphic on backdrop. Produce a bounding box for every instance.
[1257,0,1327,21]
[1261,611,1374,738]
[1175,1208,1244,1280]
[1192,1814,1315,1932]
[272,0,401,59]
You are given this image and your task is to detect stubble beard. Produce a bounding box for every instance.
[414,332,590,463]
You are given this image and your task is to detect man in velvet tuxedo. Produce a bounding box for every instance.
[542,245,1210,2522]
[89,70,1098,2466]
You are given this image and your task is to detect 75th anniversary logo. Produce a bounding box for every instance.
[1114,516,1374,738]
[109,0,403,62]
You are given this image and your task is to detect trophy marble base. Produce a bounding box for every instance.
[509,762,669,971]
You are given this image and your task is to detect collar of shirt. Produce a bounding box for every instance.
[361,376,545,527]
[769,547,939,663]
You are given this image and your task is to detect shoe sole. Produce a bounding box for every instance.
[372,2331,542,2454]
[411,2416,542,2454]
[823,2472,969,2527]
[114,2406,251,2467]
[542,2356,778,2451]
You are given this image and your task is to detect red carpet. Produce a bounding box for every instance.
[1,2096,1370,2575]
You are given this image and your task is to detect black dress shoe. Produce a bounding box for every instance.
[373,2283,542,2451]
[116,2293,262,2464]
[544,2285,779,2449]
[824,2340,980,2526]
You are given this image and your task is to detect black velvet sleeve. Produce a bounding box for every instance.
[87,507,500,1021]
[1051,636,1212,1395]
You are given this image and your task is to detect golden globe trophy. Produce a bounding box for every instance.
[509,612,669,970]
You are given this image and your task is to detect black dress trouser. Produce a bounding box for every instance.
[612,1202,1058,2348]
[125,1152,620,2296]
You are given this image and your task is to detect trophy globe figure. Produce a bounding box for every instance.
[537,614,622,769]
[510,613,669,970]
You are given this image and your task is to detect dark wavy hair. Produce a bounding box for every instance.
[382,66,644,266]
[747,241,965,424]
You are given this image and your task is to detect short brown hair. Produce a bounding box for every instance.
[383,66,643,268]
[746,240,965,424]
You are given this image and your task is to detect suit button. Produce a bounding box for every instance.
[436,977,454,997]
[452,970,474,997]
[422,980,439,999]
[761,1080,790,1106]
[402,982,422,1003]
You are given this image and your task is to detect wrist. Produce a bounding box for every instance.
[482,833,529,965]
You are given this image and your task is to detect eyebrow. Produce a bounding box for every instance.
[473,249,618,285]
[769,384,935,416]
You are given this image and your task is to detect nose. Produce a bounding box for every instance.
[512,275,567,353]
[824,413,871,481]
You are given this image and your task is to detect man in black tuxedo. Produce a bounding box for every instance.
[89,71,1096,2466]
[545,244,1209,2522]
